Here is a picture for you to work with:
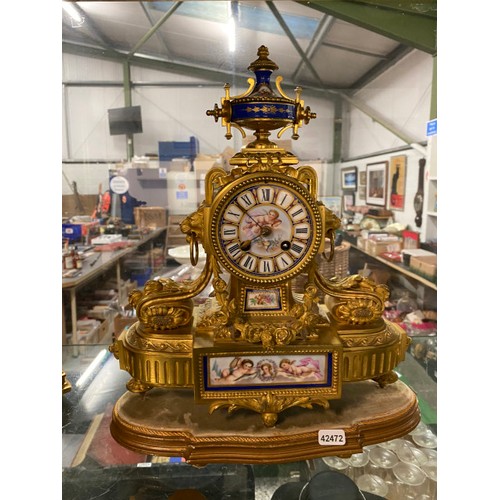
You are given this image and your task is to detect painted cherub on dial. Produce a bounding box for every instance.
[242,209,282,237]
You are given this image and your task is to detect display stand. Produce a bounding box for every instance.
[110,379,419,466]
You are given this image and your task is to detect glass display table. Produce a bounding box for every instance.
[63,343,436,499]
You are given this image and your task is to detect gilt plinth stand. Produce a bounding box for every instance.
[110,379,419,466]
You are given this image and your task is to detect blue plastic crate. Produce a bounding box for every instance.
[158,136,199,162]
[62,223,83,242]
[130,268,152,287]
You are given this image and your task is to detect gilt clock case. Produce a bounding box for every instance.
[208,171,323,285]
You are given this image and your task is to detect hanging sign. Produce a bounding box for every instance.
[426,119,437,137]
[109,175,129,194]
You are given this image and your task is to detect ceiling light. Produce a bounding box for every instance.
[228,16,236,53]
[63,2,85,27]
[227,2,236,53]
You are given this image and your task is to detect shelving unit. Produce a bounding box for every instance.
[165,213,188,252]
[62,227,167,349]
[349,243,437,291]
[345,239,437,427]
[422,134,437,243]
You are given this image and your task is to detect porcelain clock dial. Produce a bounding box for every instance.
[212,174,322,284]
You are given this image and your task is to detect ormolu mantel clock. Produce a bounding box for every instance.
[109,46,419,464]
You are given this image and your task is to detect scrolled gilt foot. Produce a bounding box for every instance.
[108,341,119,358]
[262,412,278,428]
[126,377,152,394]
[373,371,399,388]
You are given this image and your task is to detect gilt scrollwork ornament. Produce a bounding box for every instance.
[209,392,330,427]
[236,322,297,349]
[127,330,192,352]
[130,279,194,332]
[319,273,388,326]
[289,282,325,340]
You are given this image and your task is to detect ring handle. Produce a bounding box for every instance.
[322,230,335,263]
[189,233,199,267]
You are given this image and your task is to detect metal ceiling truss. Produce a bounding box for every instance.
[266,1,326,89]
[322,40,389,60]
[62,38,420,147]
[291,14,337,82]
[62,0,435,149]
[296,0,436,55]
[63,41,259,91]
[128,1,181,57]
[350,43,414,91]
[139,1,173,59]
[265,1,421,146]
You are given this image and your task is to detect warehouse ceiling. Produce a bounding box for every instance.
[62,1,436,96]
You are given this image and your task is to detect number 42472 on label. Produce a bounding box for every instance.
[318,430,346,446]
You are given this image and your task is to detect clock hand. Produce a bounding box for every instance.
[244,212,263,228]
[235,202,265,229]
[240,226,273,251]
[240,234,263,251]
[240,238,258,252]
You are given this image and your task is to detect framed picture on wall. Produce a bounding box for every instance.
[388,155,407,210]
[358,185,366,200]
[359,170,367,186]
[366,161,388,206]
[319,196,342,218]
[342,192,355,213]
[341,167,358,190]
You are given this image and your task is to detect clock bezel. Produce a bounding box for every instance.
[210,172,323,284]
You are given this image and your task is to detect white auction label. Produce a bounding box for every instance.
[318,429,346,446]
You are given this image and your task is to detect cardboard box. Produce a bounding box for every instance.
[402,230,420,249]
[356,237,368,251]
[410,254,437,279]
[366,238,402,256]
[166,172,198,215]
[134,207,167,229]
[358,264,391,285]
[114,314,137,337]
[77,319,100,344]
[97,318,111,342]
[401,248,435,266]
[194,156,219,174]
[62,194,100,218]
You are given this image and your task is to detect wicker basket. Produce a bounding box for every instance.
[292,241,351,299]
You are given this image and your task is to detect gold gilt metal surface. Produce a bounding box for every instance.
[109,46,416,458]
[62,371,72,394]
[209,172,322,284]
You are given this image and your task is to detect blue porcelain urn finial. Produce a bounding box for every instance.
[206,46,316,147]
